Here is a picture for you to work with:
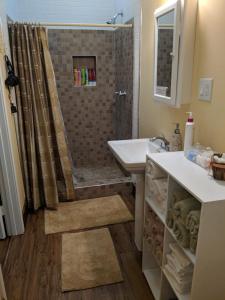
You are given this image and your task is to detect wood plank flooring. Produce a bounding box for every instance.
[0,195,154,300]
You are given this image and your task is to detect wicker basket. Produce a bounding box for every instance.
[212,154,225,181]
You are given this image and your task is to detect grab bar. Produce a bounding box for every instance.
[115,91,127,96]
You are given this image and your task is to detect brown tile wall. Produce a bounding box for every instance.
[48,28,133,168]
[114,20,134,140]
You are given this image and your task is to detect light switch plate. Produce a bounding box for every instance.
[199,78,213,102]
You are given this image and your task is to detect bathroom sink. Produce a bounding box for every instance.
[108,138,166,250]
[108,138,165,174]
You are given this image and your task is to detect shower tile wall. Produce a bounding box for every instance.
[114,20,134,140]
[48,30,116,167]
[48,28,133,173]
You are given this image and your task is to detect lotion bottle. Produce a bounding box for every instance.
[184,112,194,156]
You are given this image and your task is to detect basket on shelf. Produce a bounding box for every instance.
[211,153,225,181]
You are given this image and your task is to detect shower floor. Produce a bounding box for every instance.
[73,162,131,188]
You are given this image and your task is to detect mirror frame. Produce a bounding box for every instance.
[153,0,181,106]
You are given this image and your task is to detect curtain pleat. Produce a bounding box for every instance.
[9,24,75,210]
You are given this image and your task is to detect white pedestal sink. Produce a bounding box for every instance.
[108,139,165,251]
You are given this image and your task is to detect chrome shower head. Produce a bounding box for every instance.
[106,12,123,25]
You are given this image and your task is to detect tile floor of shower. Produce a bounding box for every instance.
[73,161,132,188]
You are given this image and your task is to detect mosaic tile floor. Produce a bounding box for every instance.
[73,163,132,188]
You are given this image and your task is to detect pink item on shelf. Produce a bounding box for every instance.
[88,69,92,81]
[92,69,96,82]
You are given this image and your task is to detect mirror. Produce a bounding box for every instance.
[154,0,181,105]
[156,10,174,98]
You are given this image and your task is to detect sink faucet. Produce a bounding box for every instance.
[150,136,170,151]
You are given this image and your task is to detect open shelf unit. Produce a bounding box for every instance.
[143,151,225,300]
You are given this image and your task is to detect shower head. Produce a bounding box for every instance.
[106,12,123,25]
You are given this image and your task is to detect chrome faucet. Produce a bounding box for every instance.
[150,136,170,151]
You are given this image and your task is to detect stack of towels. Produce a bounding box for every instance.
[164,243,193,294]
[166,189,201,253]
[144,205,164,266]
[146,161,168,214]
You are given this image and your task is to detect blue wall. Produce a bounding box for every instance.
[6,0,116,24]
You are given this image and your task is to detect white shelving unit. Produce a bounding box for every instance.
[143,151,225,300]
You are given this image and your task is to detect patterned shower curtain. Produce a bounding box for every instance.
[9,24,75,210]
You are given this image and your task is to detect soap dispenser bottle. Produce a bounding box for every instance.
[184,112,194,156]
[171,123,182,152]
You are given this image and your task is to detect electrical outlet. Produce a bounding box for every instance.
[199,78,213,102]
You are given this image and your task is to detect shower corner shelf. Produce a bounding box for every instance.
[73,55,97,88]
[143,151,225,300]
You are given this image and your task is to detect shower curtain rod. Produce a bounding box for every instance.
[8,22,133,28]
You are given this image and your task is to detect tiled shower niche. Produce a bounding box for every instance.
[73,56,97,87]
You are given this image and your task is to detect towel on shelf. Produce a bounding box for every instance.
[147,177,168,214]
[186,210,201,235]
[166,253,193,276]
[173,220,190,248]
[164,264,192,294]
[190,233,198,254]
[154,178,168,200]
[173,198,201,225]
[169,243,192,269]
[165,263,192,285]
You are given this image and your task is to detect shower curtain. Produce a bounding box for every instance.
[9,24,75,210]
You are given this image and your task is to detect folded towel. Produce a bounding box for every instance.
[154,178,168,200]
[186,210,201,235]
[174,198,201,225]
[149,178,167,214]
[166,253,193,276]
[173,220,190,248]
[164,264,192,294]
[165,263,192,285]
[190,233,198,254]
[169,243,192,269]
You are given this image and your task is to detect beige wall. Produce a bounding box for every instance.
[139,0,225,152]
[0,1,25,211]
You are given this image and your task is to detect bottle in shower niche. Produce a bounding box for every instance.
[88,68,96,86]
[74,68,78,86]
[77,68,81,87]
[85,67,89,86]
[81,67,86,86]
[184,112,194,156]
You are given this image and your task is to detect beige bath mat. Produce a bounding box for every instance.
[45,195,133,234]
[61,228,123,291]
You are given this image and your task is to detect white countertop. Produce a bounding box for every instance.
[147,151,225,203]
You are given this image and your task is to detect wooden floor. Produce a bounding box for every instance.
[0,195,154,300]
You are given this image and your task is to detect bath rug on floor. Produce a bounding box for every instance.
[61,228,123,291]
[45,195,133,234]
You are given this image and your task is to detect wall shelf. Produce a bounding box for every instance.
[73,56,96,87]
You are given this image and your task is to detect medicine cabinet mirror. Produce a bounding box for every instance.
[154,0,181,106]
